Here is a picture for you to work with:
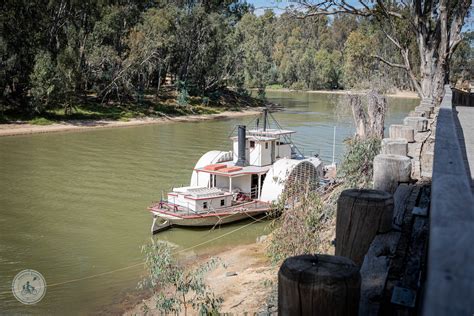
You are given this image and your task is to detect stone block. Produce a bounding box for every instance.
[373,154,412,193]
[403,117,429,132]
[381,138,408,156]
[409,110,426,117]
[389,124,415,143]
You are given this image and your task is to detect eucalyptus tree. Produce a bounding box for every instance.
[235,11,276,98]
[289,0,472,102]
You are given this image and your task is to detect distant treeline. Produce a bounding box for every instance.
[1,0,472,114]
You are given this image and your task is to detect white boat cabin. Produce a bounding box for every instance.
[231,128,295,166]
[167,187,233,212]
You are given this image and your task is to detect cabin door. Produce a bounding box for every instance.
[251,174,259,199]
[271,141,276,164]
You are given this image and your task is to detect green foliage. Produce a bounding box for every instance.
[339,137,381,189]
[450,31,473,86]
[28,117,54,125]
[1,2,468,116]
[29,51,58,112]
[343,31,376,88]
[177,89,189,107]
[139,241,222,315]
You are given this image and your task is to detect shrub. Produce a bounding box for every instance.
[267,183,334,264]
[139,241,222,315]
[339,137,381,189]
[29,117,54,125]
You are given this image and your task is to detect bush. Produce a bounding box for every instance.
[139,241,222,315]
[339,137,381,188]
[28,117,54,125]
[267,183,334,264]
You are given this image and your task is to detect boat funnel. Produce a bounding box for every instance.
[263,108,268,131]
[235,125,247,166]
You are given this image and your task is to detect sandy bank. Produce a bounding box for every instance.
[264,88,420,99]
[0,108,263,137]
[124,241,277,315]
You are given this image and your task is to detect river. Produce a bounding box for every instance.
[0,91,417,314]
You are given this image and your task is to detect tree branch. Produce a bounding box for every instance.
[375,0,404,19]
[289,0,372,18]
[372,55,407,69]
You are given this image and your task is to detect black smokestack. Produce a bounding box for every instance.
[263,108,268,131]
[236,125,246,166]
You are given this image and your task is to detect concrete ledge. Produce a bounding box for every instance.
[422,85,474,316]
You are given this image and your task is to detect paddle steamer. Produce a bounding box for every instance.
[148,109,324,233]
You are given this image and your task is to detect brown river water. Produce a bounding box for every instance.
[0,91,417,314]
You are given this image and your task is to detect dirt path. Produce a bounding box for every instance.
[124,242,277,315]
[0,109,262,137]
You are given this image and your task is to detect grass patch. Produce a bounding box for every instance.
[191,105,220,115]
[266,83,284,90]
[28,117,55,125]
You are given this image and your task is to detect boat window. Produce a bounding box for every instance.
[203,202,208,209]
[220,199,225,206]
[265,142,268,149]
[250,141,255,148]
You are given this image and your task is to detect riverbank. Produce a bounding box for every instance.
[264,88,420,99]
[124,241,277,315]
[0,108,263,137]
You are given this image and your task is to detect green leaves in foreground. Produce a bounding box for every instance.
[339,137,381,189]
[139,241,222,315]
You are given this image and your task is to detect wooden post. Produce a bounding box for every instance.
[381,138,408,156]
[389,124,415,142]
[415,106,433,118]
[278,254,360,316]
[373,154,411,193]
[403,117,429,132]
[336,189,394,265]
[408,110,426,117]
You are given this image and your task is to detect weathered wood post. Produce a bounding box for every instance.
[278,254,360,316]
[381,138,408,156]
[336,189,394,265]
[373,154,412,193]
[389,125,415,142]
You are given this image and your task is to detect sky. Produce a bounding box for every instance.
[246,0,289,15]
[246,0,473,32]
[246,0,364,16]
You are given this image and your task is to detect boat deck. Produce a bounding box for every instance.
[148,200,270,217]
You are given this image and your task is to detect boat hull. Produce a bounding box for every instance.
[151,209,268,228]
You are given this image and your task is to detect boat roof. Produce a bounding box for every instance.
[248,128,296,136]
[230,135,277,141]
[230,128,296,142]
[172,186,231,198]
[195,161,271,176]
